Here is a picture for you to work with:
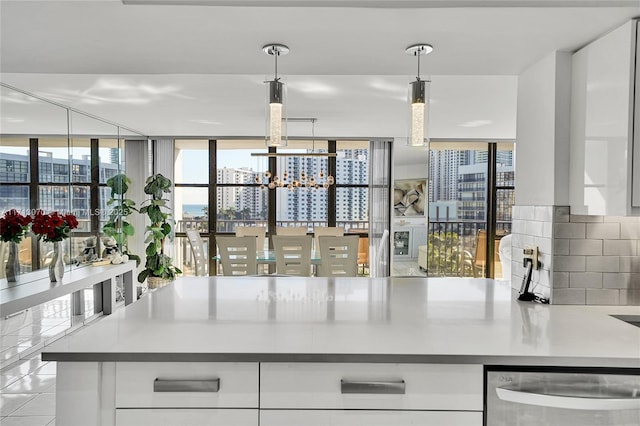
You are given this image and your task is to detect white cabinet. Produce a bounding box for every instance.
[260,410,482,426]
[570,19,640,216]
[260,363,482,425]
[115,362,258,409]
[393,226,428,259]
[115,409,258,426]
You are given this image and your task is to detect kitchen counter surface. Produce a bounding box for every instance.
[42,277,640,367]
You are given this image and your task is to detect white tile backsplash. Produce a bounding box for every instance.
[512,205,640,306]
[570,214,604,223]
[586,289,620,305]
[620,223,640,239]
[569,272,603,288]
[586,223,620,240]
[555,223,586,239]
[553,288,586,304]
[569,239,603,256]
[603,240,637,256]
[554,256,586,272]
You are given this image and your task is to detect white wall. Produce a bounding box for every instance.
[515,51,571,206]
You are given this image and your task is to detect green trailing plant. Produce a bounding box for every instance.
[102,173,140,266]
[137,173,182,283]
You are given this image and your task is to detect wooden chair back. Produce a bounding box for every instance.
[313,226,344,254]
[235,226,266,251]
[186,230,208,276]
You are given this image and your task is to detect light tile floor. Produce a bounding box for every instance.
[1,288,106,426]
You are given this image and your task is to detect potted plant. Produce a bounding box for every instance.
[137,173,182,288]
[102,173,140,266]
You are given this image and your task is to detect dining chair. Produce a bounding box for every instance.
[186,230,208,276]
[312,226,344,254]
[271,235,312,276]
[275,226,308,236]
[316,235,359,277]
[216,236,257,276]
[235,226,267,251]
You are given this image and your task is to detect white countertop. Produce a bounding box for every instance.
[43,277,640,367]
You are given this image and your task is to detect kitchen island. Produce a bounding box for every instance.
[43,277,640,425]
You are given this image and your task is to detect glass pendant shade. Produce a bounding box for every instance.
[266,80,286,147]
[408,79,429,147]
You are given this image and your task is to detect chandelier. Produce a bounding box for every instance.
[252,118,335,191]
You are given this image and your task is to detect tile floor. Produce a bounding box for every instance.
[1,288,105,426]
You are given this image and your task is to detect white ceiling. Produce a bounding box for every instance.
[1,1,639,165]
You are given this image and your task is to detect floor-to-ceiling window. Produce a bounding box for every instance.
[424,141,515,278]
[171,138,373,276]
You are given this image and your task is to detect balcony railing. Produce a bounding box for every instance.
[426,220,511,277]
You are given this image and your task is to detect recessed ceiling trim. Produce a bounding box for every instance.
[122,1,640,7]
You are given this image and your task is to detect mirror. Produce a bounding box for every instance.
[0,83,145,287]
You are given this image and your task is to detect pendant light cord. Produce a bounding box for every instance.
[416,48,421,81]
[274,48,279,81]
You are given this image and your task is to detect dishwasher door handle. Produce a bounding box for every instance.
[341,379,405,394]
[154,378,220,393]
[496,387,640,411]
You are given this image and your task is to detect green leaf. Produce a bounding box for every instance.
[137,269,149,283]
[122,222,135,236]
[146,243,157,256]
[161,223,171,236]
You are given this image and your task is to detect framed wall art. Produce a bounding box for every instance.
[393,179,426,216]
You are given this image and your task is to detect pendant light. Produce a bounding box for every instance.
[263,43,289,147]
[405,43,433,147]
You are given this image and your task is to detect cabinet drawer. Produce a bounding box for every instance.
[260,410,482,426]
[260,363,482,410]
[115,362,258,408]
[115,409,258,426]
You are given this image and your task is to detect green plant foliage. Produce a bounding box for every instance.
[102,173,140,266]
[137,173,182,283]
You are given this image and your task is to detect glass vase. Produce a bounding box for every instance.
[49,241,65,282]
[5,241,20,282]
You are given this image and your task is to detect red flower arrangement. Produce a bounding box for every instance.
[31,210,79,242]
[0,209,32,243]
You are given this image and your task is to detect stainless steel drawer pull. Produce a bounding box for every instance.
[153,378,220,393]
[340,379,405,394]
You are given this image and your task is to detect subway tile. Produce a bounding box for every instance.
[512,205,521,220]
[604,215,640,223]
[620,223,640,239]
[603,273,640,289]
[553,256,586,272]
[555,223,585,239]
[554,239,570,255]
[520,206,535,221]
[553,272,569,288]
[534,206,553,222]
[534,237,552,254]
[553,206,570,223]
[569,272,603,288]
[542,221,553,239]
[620,256,640,272]
[586,289,620,305]
[533,268,551,287]
[603,240,637,256]
[586,223,620,239]
[620,289,640,305]
[586,256,620,273]
[511,220,523,235]
[569,239,603,256]
[525,220,544,237]
[570,214,604,223]
[552,288,586,305]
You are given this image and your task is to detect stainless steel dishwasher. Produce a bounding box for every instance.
[485,366,640,425]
